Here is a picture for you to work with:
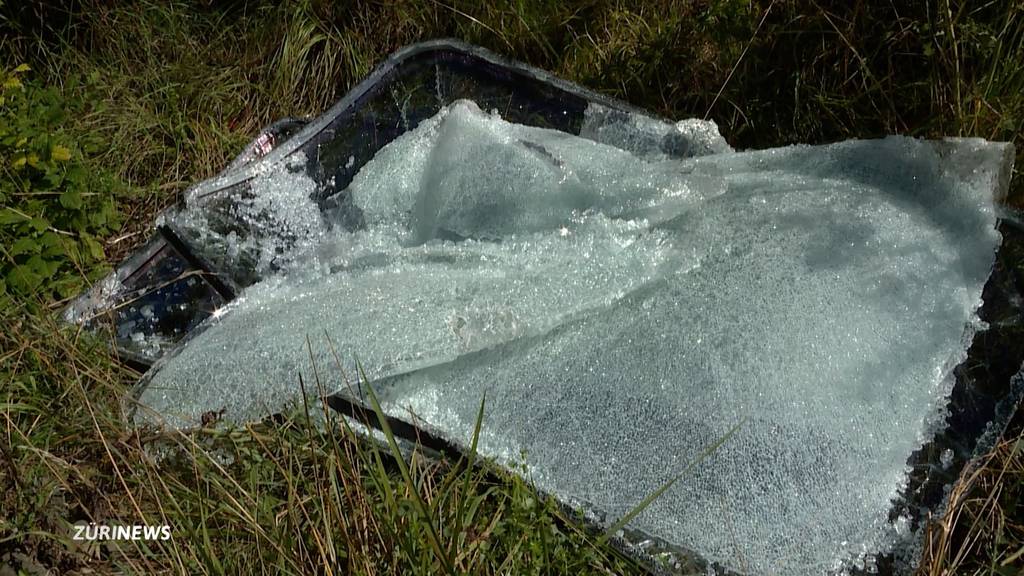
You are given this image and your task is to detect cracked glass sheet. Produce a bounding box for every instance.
[131,101,1014,575]
[62,234,227,363]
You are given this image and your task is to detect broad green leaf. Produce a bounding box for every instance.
[59,189,83,210]
[6,265,41,294]
[64,164,86,183]
[28,217,49,232]
[10,236,40,256]
[27,255,59,279]
[55,279,80,299]
[0,208,28,226]
[12,64,31,73]
[38,231,61,247]
[38,231,64,257]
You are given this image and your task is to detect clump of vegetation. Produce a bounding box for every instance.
[0,64,126,307]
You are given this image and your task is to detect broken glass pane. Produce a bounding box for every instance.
[129,98,1017,575]
[62,232,230,364]
[66,39,1024,573]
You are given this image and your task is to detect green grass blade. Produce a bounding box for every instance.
[602,418,746,542]
[357,363,454,575]
[453,394,486,558]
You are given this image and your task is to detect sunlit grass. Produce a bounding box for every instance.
[0,304,644,574]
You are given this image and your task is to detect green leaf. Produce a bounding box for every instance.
[39,166,63,190]
[9,236,40,256]
[64,163,86,184]
[6,265,42,294]
[27,255,60,279]
[28,217,49,232]
[38,231,64,257]
[0,208,28,226]
[38,230,61,247]
[81,235,105,261]
[53,277,82,299]
[89,202,113,228]
[59,189,82,210]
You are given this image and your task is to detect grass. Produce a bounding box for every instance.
[1,0,1023,574]
[918,435,1024,575]
[2,307,644,575]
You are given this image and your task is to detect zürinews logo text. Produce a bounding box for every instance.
[73,524,172,541]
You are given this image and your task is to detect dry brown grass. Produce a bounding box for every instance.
[919,432,1024,575]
